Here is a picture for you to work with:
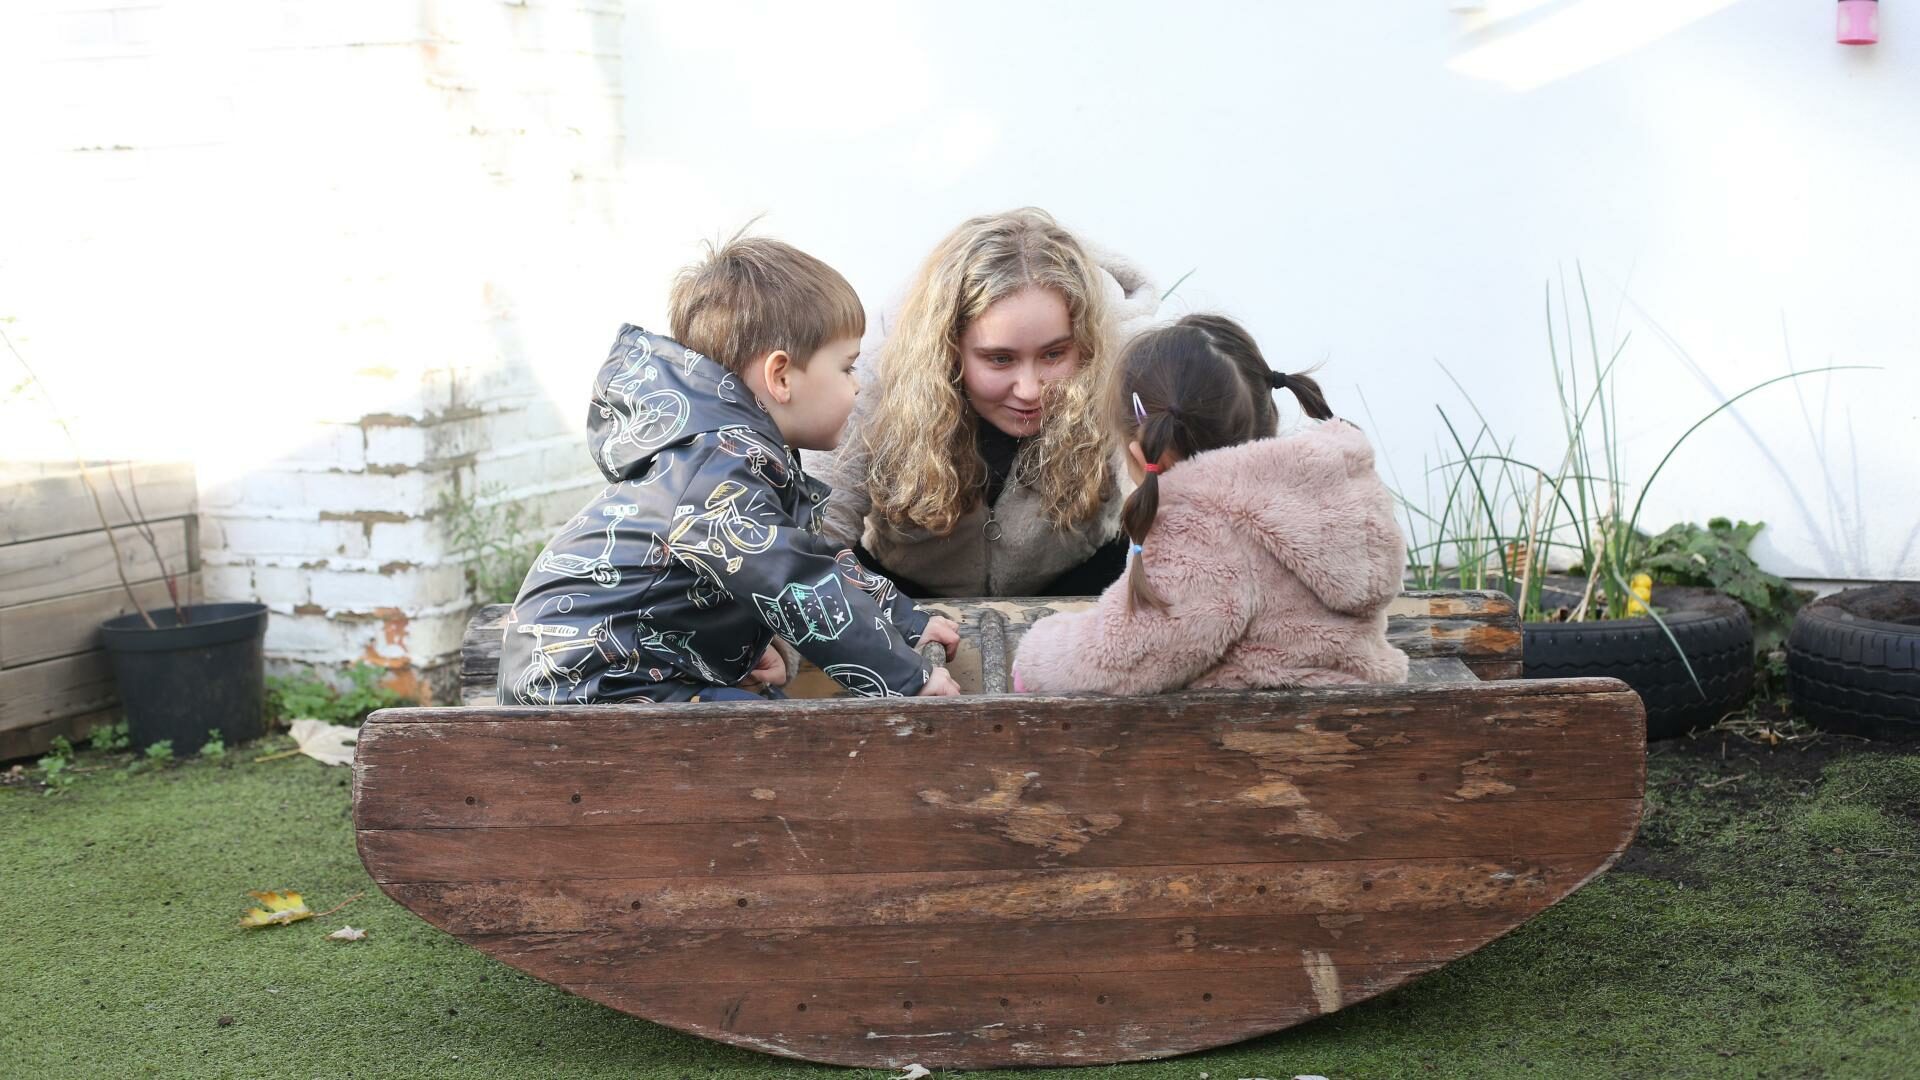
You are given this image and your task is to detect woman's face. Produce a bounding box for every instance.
[959,285,1080,438]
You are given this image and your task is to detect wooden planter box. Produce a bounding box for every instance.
[0,462,200,761]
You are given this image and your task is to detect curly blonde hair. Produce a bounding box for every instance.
[864,208,1117,535]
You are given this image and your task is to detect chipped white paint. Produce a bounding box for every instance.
[865,1030,958,1040]
[1302,949,1342,1014]
[918,769,1123,857]
[1455,753,1519,800]
[1316,913,1365,939]
[1268,809,1359,842]
[1236,779,1309,809]
[775,815,812,864]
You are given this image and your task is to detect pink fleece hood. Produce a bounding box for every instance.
[1164,420,1407,616]
[1011,419,1410,695]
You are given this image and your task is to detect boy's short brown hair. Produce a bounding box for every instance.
[668,232,866,377]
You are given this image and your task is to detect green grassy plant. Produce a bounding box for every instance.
[267,662,410,727]
[437,483,545,607]
[1385,269,1865,668]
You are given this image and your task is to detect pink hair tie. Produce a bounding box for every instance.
[1143,463,1164,474]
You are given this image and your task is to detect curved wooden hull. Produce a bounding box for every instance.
[353,677,1643,1068]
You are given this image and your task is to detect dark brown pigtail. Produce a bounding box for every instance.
[1122,408,1178,613]
[1269,368,1333,421]
[1113,313,1330,614]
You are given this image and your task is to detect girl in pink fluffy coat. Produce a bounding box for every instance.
[1011,314,1409,693]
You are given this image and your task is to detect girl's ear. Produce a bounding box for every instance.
[757,349,794,404]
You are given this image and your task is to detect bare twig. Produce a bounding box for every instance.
[314,892,366,919]
[2,327,155,629]
[1517,474,1544,618]
[106,461,186,623]
[1698,773,1748,790]
[1710,712,1833,747]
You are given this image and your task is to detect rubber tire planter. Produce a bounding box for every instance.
[1786,583,1920,740]
[1523,581,1753,740]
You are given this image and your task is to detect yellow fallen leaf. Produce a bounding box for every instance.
[326,926,367,942]
[239,889,313,928]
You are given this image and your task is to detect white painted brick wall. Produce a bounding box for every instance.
[7,0,626,699]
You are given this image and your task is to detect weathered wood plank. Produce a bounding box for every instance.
[460,589,1526,702]
[358,680,1644,883]
[0,461,196,546]
[0,519,191,610]
[358,797,1639,884]
[474,906,1541,984]
[351,701,1643,832]
[1407,657,1476,683]
[567,962,1445,1067]
[392,674,1631,726]
[383,853,1607,935]
[977,609,1011,694]
[0,572,201,669]
[354,746,1638,831]
[0,651,115,734]
[1369,592,1523,681]
[0,706,115,762]
[460,606,507,704]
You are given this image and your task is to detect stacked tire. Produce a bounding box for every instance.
[1787,584,1920,740]
[1524,580,1754,740]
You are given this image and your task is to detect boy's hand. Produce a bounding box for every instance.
[741,644,789,689]
[916,667,962,697]
[917,616,960,656]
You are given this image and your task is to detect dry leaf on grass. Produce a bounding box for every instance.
[288,718,358,766]
[326,926,368,942]
[238,890,312,928]
[890,1067,931,1080]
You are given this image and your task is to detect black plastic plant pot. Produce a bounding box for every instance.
[99,602,269,752]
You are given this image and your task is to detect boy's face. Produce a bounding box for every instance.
[774,335,863,451]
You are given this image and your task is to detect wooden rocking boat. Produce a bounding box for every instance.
[352,591,1643,1069]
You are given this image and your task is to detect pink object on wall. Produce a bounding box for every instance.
[1839,0,1880,45]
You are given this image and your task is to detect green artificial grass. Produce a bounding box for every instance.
[3,733,1915,1079]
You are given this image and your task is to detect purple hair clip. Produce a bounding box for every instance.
[1131,392,1148,427]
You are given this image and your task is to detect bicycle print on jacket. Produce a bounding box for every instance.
[497,326,933,706]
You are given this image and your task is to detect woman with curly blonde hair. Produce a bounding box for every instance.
[806,208,1160,597]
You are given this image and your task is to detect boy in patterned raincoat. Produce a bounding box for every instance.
[498,236,961,705]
